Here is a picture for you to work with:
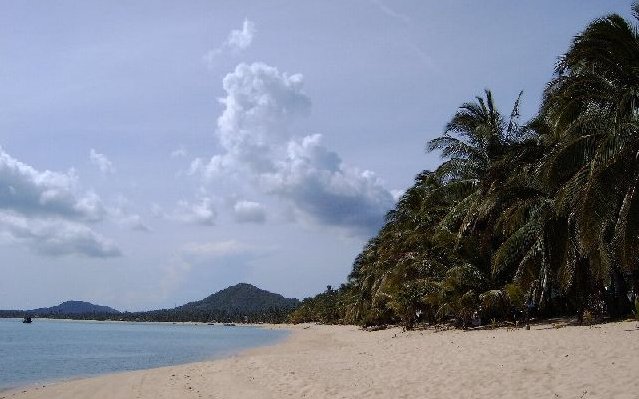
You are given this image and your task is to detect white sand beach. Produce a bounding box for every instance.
[3,321,639,399]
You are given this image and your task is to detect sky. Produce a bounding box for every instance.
[0,0,633,311]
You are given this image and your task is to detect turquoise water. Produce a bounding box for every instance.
[0,318,287,390]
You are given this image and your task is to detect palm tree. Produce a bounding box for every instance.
[542,3,639,315]
[426,91,534,281]
[427,90,526,229]
[427,90,520,181]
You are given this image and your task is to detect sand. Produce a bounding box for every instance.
[2,320,639,399]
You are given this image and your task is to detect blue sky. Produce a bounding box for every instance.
[0,0,632,310]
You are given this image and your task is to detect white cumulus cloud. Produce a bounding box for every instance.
[0,147,105,221]
[0,211,120,258]
[261,134,394,234]
[203,19,256,66]
[192,62,394,235]
[191,63,310,179]
[0,147,122,257]
[107,201,150,232]
[227,19,256,51]
[167,197,216,226]
[89,149,115,174]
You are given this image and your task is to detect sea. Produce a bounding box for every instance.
[0,318,288,391]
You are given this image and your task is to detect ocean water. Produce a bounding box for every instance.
[0,318,287,390]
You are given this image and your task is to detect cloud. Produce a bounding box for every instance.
[89,149,115,174]
[167,197,216,226]
[189,62,311,179]
[170,147,188,158]
[181,239,253,257]
[150,203,163,218]
[217,63,310,144]
[0,147,105,221]
[261,134,394,234]
[192,62,394,235]
[391,189,405,202]
[0,147,122,257]
[203,19,256,66]
[0,211,121,258]
[107,202,150,232]
[227,19,256,51]
[233,200,266,224]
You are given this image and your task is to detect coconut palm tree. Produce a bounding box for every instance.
[340,171,456,326]
[427,90,527,236]
[542,3,639,315]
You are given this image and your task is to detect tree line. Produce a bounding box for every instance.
[290,4,639,329]
[1,307,292,324]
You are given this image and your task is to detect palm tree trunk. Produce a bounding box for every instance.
[575,256,590,324]
[610,267,631,317]
[538,245,554,316]
[633,271,639,317]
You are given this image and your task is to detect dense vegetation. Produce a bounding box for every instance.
[174,283,299,315]
[290,5,639,328]
[31,300,120,315]
[118,283,299,323]
[0,301,120,320]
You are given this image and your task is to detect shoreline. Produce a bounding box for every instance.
[0,323,293,396]
[1,317,274,326]
[0,322,290,396]
[3,321,639,398]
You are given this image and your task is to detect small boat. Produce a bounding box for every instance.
[22,316,32,324]
[223,323,236,327]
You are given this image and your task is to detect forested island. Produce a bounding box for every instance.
[290,5,639,329]
[1,283,299,324]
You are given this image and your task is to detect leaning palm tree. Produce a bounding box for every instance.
[427,90,530,271]
[542,3,639,314]
[341,170,470,327]
[427,89,520,182]
[483,114,575,315]
[428,91,527,218]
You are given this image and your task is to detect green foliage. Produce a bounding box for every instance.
[479,290,509,320]
[504,283,525,309]
[289,286,345,324]
[291,3,639,328]
[175,283,299,317]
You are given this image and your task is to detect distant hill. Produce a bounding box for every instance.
[0,284,298,323]
[122,283,300,323]
[177,283,299,314]
[31,301,120,315]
